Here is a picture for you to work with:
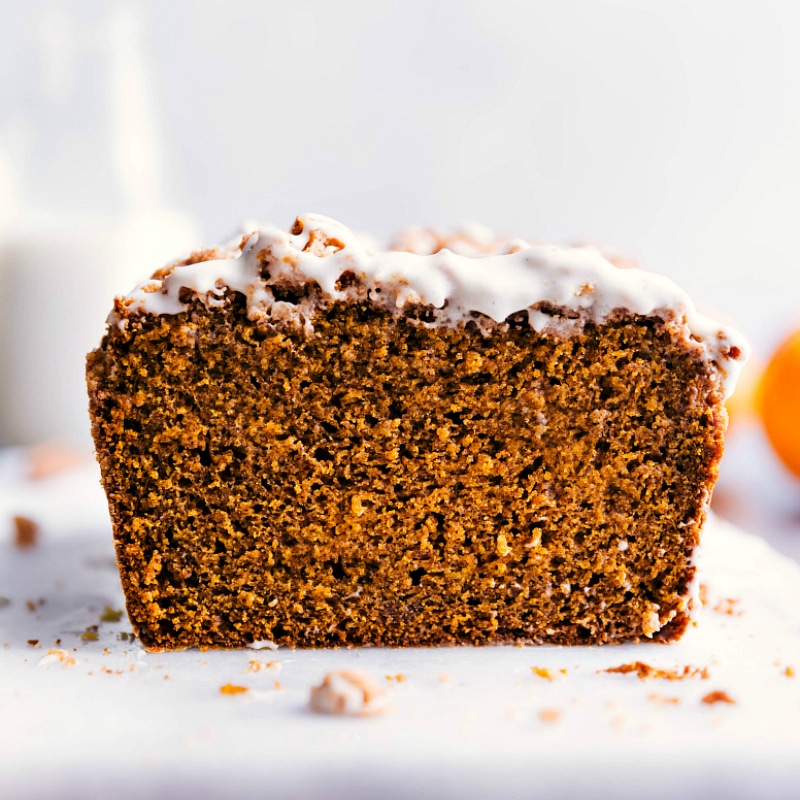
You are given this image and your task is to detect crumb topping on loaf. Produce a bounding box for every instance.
[113,213,747,396]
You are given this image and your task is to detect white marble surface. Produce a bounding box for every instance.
[1,451,799,800]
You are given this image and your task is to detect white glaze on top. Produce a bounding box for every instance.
[115,213,748,397]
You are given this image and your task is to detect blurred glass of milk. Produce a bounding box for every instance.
[0,4,198,450]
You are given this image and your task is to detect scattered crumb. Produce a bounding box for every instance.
[0,596,10,609]
[648,693,680,705]
[54,638,61,645]
[101,666,124,675]
[13,516,39,549]
[701,690,736,705]
[38,648,77,667]
[220,683,249,695]
[117,631,136,642]
[538,708,562,723]
[274,680,282,690]
[385,673,407,683]
[713,598,743,617]
[100,606,124,623]
[25,598,45,613]
[531,667,567,681]
[784,666,795,678]
[247,658,282,673]
[439,672,452,683]
[26,639,40,648]
[698,583,709,606]
[26,442,84,480]
[309,670,390,716]
[81,626,99,642]
[601,662,709,680]
[164,675,170,681]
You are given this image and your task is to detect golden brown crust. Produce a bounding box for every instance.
[87,297,726,650]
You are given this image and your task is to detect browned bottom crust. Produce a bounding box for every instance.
[87,298,725,649]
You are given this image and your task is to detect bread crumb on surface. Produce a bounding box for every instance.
[26,639,40,647]
[531,666,567,681]
[648,693,680,705]
[309,670,390,717]
[219,683,249,695]
[81,626,99,642]
[247,658,282,673]
[539,708,562,723]
[385,673,407,682]
[13,516,39,549]
[601,661,709,680]
[784,666,795,678]
[713,598,743,616]
[701,690,736,705]
[38,648,76,667]
[100,606,124,623]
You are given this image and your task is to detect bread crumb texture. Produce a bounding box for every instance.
[87,297,725,649]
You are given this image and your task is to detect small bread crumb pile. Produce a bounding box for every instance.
[309,670,390,717]
[601,662,709,680]
[38,648,76,668]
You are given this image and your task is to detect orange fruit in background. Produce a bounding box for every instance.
[725,355,762,428]
[760,328,800,479]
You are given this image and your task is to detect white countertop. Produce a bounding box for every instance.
[1,450,799,800]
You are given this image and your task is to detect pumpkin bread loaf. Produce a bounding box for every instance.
[86,214,747,650]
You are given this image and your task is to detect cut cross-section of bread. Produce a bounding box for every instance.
[86,214,747,650]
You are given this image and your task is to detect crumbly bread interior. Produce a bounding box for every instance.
[87,295,725,649]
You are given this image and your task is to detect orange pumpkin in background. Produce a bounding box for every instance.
[760,329,800,479]
[725,354,762,429]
